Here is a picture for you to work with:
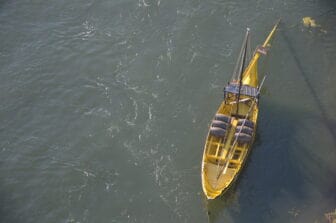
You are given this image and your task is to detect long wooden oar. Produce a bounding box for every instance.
[216,75,267,179]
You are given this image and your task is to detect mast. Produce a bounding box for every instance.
[236,29,250,115]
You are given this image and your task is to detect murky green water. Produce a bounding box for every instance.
[0,0,335,222]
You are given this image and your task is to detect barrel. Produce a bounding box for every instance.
[237,119,254,129]
[214,113,231,123]
[210,127,226,138]
[235,126,254,136]
[211,120,228,130]
[234,132,252,143]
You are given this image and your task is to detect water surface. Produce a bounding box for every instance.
[0,0,335,222]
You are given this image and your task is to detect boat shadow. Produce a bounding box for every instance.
[279,24,336,145]
[204,20,336,222]
[203,181,240,223]
[203,97,336,223]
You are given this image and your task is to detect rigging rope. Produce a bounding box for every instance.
[231,29,250,81]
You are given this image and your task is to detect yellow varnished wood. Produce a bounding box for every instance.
[201,22,279,199]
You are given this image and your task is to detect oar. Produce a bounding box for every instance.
[216,75,267,179]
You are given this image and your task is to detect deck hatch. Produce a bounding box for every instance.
[224,84,258,97]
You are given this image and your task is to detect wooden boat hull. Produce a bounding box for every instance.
[201,101,258,199]
[201,21,279,199]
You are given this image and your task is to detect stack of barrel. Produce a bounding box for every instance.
[209,114,231,138]
[235,119,254,144]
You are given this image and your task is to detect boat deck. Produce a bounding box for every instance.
[202,101,256,199]
[203,162,236,192]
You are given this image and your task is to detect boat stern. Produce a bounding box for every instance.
[201,162,235,199]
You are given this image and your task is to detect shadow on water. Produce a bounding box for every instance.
[203,20,336,222]
[279,19,336,195]
[280,21,336,146]
[204,183,239,223]
[204,101,336,223]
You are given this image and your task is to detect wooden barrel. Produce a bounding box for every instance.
[214,114,231,123]
[211,120,228,130]
[237,119,254,129]
[234,132,252,143]
[210,127,226,137]
[235,126,253,136]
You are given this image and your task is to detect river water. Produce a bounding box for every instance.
[1,0,335,222]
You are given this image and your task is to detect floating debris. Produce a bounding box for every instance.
[325,209,336,223]
[302,17,327,34]
[288,207,300,217]
[320,29,328,34]
[302,17,318,28]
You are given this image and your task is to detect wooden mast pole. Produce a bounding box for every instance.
[236,29,249,115]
